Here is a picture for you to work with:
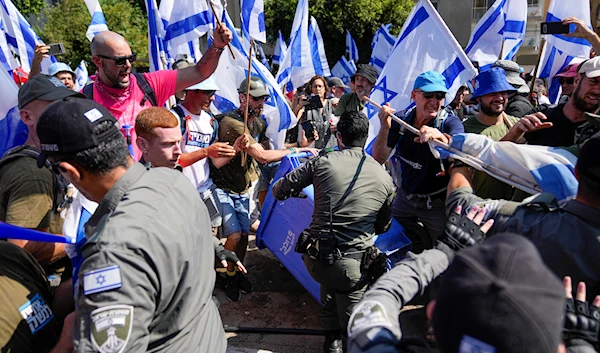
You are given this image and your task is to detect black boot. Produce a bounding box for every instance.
[323,330,343,353]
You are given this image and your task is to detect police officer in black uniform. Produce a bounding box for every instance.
[272,110,394,353]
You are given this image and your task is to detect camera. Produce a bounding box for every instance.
[304,94,323,111]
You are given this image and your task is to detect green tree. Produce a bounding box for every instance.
[12,0,45,15]
[37,0,149,72]
[264,0,415,67]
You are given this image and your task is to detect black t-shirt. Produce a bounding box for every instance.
[525,104,599,147]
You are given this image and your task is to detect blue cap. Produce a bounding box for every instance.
[471,67,517,99]
[48,62,75,77]
[413,71,448,93]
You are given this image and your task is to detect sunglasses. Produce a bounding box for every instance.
[97,53,137,66]
[192,90,216,96]
[251,95,269,102]
[558,78,574,84]
[421,91,446,100]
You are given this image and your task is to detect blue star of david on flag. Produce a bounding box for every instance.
[372,76,398,103]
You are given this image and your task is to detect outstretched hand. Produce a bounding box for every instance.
[563,276,600,345]
[441,204,494,252]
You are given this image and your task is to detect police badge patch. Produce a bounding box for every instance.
[90,305,134,353]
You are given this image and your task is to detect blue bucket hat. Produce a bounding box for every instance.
[413,71,448,93]
[471,67,517,99]
[48,62,75,77]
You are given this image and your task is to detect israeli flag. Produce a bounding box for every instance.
[211,11,297,149]
[0,65,24,156]
[256,41,270,69]
[275,0,314,92]
[538,0,591,103]
[84,0,109,41]
[330,56,356,86]
[167,38,202,68]
[144,0,167,72]
[308,16,330,77]
[434,133,578,201]
[370,24,396,73]
[465,0,527,69]
[73,60,89,92]
[0,0,56,73]
[365,0,477,152]
[0,14,18,73]
[345,30,359,62]
[241,0,266,43]
[272,30,287,66]
[159,0,212,50]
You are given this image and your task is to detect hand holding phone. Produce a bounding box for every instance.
[47,43,66,56]
[540,22,570,35]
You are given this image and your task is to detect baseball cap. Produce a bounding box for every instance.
[327,77,349,89]
[471,67,517,99]
[432,233,564,353]
[578,57,600,78]
[185,75,219,91]
[48,62,75,77]
[18,75,84,109]
[238,76,270,97]
[577,131,600,183]
[36,97,122,168]
[353,64,378,84]
[413,71,448,93]
[556,63,579,78]
[492,60,529,94]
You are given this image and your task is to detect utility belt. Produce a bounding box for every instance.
[403,186,447,209]
[295,229,389,290]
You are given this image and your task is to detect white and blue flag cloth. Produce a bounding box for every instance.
[0,13,18,73]
[0,65,24,156]
[159,0,212,49]
[272,30,287,66]
[0,0,56,73]
[241,0,266,43]
[255,41,270,69]
[330,56,356,85]
[365,0,477,153]
[370,24,396,73]
[345,30,359,62]
[465,0,527,69]
[212,11,297,149]
[144,0,167,72]
[275,0,314,92]
[73,60,89,92]
[538,0,591,103]
[84,0,109,41]
[431,133,578,201]
[308,16,330,77]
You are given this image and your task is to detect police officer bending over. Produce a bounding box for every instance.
[272,110,395,353]
[36,98,226,352]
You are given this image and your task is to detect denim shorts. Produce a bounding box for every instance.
[214,188,250,237]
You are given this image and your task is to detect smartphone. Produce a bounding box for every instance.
[47,43,66,56]
[540,22,570,35]
[301,120,316,142]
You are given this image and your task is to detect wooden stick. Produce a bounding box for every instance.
[241,41,254,166]
[498,39,505,60]
[208,1,236,59]
[529,38,546,97]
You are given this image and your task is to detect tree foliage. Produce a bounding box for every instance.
[36,0,149,72]
[12,0,45,15]
[264,0,415,66]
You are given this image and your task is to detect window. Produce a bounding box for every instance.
[527,0,539,7]
[472,0,493,21]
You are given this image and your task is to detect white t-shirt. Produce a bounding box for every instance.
[171,105,217,193]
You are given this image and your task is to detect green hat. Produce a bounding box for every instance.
[238,76,270,97]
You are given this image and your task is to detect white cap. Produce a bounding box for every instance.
[185,75,219,91]
[578,57,600,78]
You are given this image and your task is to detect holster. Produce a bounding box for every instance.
[294,230,312,254]
[361,247,389,285]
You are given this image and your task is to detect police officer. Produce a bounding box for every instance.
[272,110,395,353]
[445,132,600,299]
[36,98,226,352]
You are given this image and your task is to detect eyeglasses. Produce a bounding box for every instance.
[97,53,137,66]
[558,78,574,84]
[421,91,446,100]
[251,96,269,102]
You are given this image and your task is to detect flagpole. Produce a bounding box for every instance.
[364,97,540,194]
[529,0,552,95]
[242,40,254,166]
[208,1,236,59]
[499,39,505,60]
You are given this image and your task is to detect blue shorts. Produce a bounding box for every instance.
[214,188,250,237]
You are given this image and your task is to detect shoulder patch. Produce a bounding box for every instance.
[84,265,122,296]
[91,305,134,353]
[19,293,54,334]
[348,300,392,337]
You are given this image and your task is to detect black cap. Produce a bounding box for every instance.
[433,233,564,353]
[18,75,84,109]
[353,64,378,84]
[36,97,122,168]
[578,132,600,183]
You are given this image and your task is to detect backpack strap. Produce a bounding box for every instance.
[132,73,158,107]
[172,105,187,135]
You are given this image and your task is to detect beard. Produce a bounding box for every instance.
[479,101,504,117]
[572,85,600,113]
[248,105,264,117]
